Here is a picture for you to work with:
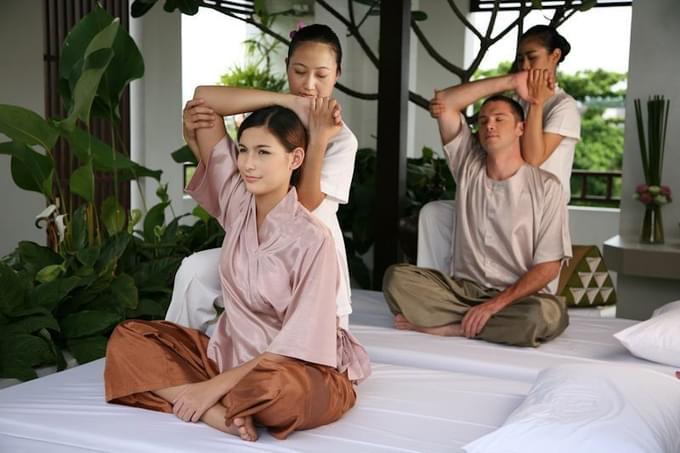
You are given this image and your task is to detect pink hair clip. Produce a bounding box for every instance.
[289,20,305,39]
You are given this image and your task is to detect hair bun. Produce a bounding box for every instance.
[557,33,571,61]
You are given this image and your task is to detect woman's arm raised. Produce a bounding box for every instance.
[521,68,563,166]
[297,97,342,210]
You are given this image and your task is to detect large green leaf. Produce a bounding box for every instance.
[171,144,198,165]
[59,5,143,122]
[60,310,122,338]
[70,205,89,251]
[143,202,169,242]
[70,163,95,202]
[0,141,54,198]
[61,20,119,131]
[3,307,60,335]
[96,233,131,273]
[35,264,65,283]
[15,241,62,277]
[59,7,115,90]
[126,298,165,318]
[67,335,108,364]
[29,276,83,312]
[131,0,160,18]
[62,127,162,181]
[101,196,126,236]
[111,272,138,309]
[98,22,144,119]
[0,105,59,151]
[0,333,55,380]
[0,263,28,316]
[59,13,120,130]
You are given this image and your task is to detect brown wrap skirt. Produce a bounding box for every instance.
[104,320,356,439]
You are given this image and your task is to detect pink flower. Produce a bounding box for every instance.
[636,184,649,194]
[661,185,672,196]
[639,192,653,204]
[289,20,305,39]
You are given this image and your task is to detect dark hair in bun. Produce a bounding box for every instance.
[287,24,342,73]
[520,25,571,63]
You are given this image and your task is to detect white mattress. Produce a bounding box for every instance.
[0,359,531,453]
[349,289,677,381]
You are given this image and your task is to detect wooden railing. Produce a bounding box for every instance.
[570,169,622,207]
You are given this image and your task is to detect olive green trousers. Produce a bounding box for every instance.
[383,263,568,347]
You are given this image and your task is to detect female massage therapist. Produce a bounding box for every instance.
[105,103,370,441]
[165,24,358,331]
[418,24,580,273]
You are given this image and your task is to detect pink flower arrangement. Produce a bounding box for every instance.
[289,21,305,39]
[633,184,672,205]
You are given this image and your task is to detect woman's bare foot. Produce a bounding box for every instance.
[394,314,462,337]
[233,416,258,441]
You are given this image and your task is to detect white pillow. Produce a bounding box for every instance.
[653,299,680,317]
[614,299,680,368]
[463,363,680,453]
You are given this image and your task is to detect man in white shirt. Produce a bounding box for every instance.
[383,82,571,347]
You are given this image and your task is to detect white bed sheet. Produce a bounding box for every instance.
[0,359,531,453]
[349,289,677,381]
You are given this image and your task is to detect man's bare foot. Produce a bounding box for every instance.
[394,314,415,330]
[233,416,258,442]
[394,314,462,337]
[414,323,462,337]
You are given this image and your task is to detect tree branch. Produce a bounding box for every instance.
[446,0,483,42]
[553,7,579,28]
[484,0,500,41]
[411,20,466,80]
[489,7,531,47]
[200,2,292,44]
[409,91,429,110]
[335,83,378,100]
[316,0,379,68]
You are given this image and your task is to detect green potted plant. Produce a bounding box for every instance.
[0,6,225,383]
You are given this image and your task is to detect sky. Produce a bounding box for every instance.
[469,6,632,74]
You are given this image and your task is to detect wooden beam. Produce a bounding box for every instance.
[373,0,410,289]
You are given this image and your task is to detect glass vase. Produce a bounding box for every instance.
[640,204,664,244]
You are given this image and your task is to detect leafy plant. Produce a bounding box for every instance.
[338,147,455,288]
[0,5,226,381]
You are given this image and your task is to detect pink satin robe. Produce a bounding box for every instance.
[186,135,370,382]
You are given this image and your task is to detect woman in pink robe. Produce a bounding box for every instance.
[104,102,370,442]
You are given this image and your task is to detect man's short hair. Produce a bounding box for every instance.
[480,95,525,122]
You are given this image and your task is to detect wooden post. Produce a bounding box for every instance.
[373,0,410,289]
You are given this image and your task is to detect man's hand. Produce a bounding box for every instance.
[511,71,533,104]
[172,375,234,423]
[461,298,506,338]
[429,89,445,119]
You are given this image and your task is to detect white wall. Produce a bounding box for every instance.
[569,207,620,248]
[411,1,468,158]
[619,0,680,240]
[0,1,46,256]
[129,5,189,217]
